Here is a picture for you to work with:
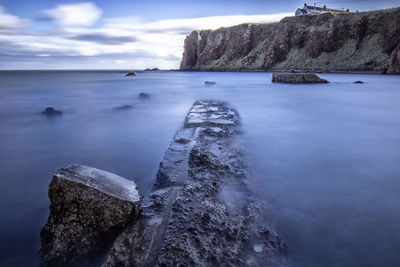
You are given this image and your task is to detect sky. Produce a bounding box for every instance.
[0,0,398,69]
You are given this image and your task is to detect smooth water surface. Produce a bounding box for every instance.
[0,70,399,266]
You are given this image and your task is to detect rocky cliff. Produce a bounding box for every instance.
[180,7,400,73]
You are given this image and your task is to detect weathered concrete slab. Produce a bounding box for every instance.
[103,100,287,266]
[272,73,328,84]
[40,165,141,265]
[184,100,239,128]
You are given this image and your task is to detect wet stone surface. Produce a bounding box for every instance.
[40,165,141,265]
[103,100,288,266]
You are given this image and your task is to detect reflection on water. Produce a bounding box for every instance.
[0,70,399,266]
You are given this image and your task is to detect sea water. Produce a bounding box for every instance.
[0,70,399,266]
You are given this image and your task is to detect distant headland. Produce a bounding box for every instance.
[180,7,400,74]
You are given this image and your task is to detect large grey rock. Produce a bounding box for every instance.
[272,73,328,84]
[40,165,141,265]
[103,100,287,266]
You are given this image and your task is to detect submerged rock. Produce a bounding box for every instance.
[103,100,287,266]
[139,92,150,98]
[41,107,62,116]
[204,81,216,85]
[40,165,141,265]
[175,137,191,144]
[114,104,134,111]
[125,72,136,76]
[272,73,328,84]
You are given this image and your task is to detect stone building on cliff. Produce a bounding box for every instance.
[296,3,349,16]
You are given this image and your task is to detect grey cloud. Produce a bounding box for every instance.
[0,40,76,58]
[0,42,177,62]
[67,33,137,45]
[142,26,194,35]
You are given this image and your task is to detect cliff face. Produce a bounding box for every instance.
[180,7,400,73]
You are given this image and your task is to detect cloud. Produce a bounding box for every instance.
[0,11,292,69]
[43,2,102,27]
[0,6,29,31]
[105,13,292,33]
[68,33,137,45]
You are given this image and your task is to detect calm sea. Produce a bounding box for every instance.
[0,70,399,266]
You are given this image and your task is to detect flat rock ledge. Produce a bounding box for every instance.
[103,100,288,266]
[40,165,141,265]
[272,73,328,84]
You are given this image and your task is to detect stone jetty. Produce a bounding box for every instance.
[41,100,287,266]
[104,100,287,266]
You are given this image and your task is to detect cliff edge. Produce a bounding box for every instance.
[180,7,400,73]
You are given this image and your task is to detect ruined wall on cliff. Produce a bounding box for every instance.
[180,7,400,73]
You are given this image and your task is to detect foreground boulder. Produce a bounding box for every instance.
[103,100,287,266]
[272,73,328,84]
[40,165,141,264]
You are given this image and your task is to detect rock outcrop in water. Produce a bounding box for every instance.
[103,100,287,266]
[40,165,141,265]
[125,72,136,76]
[204,81,216,85]
[272,73,328,83]
[139,92,150,98]
[41,107,62,116]
[114,104,134,111]
[180,7,400,74]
